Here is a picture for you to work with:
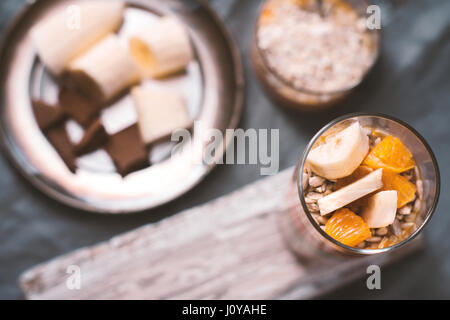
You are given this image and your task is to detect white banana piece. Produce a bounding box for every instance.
[318,168,383,215]
[68,34,140,102]
[129,16,193,78]
[131,86,192,144]
[307,121,369,180]
[361,191,397,228]
[30,0,125,75]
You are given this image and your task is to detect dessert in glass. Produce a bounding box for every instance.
[251,0,380,110]
[283,114,440,259]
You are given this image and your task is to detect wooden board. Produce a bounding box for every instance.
[19,167,422,299]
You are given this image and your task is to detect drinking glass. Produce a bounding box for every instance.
[281,113,440,261]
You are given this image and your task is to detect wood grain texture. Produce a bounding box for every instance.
[19,167,422,300]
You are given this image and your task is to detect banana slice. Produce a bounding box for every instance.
[318,168,383,215]
[68,34,140,102]
[131,86,192,144]
[30,0,125,75]
[307,121,369,180]
[129,16,193,78]
[361,190,397,228]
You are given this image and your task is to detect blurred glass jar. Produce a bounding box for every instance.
[281,113,440,261]
[251,0,380,110]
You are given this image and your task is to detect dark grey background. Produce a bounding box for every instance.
[1,0,449,299]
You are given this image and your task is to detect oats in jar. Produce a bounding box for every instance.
[257,0,377,93]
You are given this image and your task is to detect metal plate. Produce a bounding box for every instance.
[0,0,244,213]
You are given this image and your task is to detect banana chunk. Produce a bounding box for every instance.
[129,16,193,78]
[68,34,140,102]
[30,0,125,75]
[361,190,397,228]
[307,121,369,180]
[318,168,383,215]
[131,86,192,144]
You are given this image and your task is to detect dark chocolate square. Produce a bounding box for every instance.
[58,86,102,127]
[46,123,77,173]
[105,124,149,177]
[32,100,66,132]
[75,119,108,156]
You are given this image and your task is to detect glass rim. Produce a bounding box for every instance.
[253,0,381,96]
[296,112,441,255]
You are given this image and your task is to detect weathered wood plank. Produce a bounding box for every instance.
[19,167,422,299]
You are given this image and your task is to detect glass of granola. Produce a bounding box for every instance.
[251,0,380,110]
[284,113,440,258]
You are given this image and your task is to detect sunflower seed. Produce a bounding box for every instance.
[390,219,402,236]
[357,241,366,248]
[308,202,320,213]
[376,227,388,236]
[311,213,321,223]
[413,199,421,213]
[309,176,325,188]
[388,237,397,244]
[399,205,412,215]
[306,192,323,201]
[314,185,326,193]
[401,222,415,229]
[416,179,424,200]
[317,216,328,225]
[302,172,309,190]
[414,166,420,179]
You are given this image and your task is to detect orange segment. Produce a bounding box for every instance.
[324,208,372,247]
[382,169,416,208]
[335,166,373,189]
[363,135,415,173]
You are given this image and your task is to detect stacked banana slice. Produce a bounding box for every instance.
[69,34,141,102]
[131,87,192,144]
[317,168,384,216]
[31,1,193,101]
[129,16,193,78]
[306,121,398,229]
[361,190,397,228]
[30,0,194,147]
[30,0,125,75]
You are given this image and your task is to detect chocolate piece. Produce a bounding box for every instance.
[105,124,149,177]
[75,119,108,156]
[46,123,77,173]
[58,86,102,127]
[32,100,65,132]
